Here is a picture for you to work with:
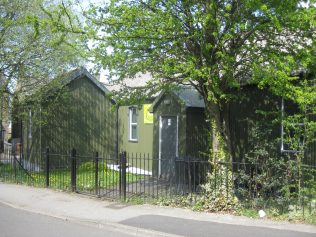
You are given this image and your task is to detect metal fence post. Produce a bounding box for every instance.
[95,152,99,196]
[188,157,192,194]
[45,147,50,188]
[120,151,127,201]
[71,148,77,192]
[13,149,17,182]
[119,152,122,198]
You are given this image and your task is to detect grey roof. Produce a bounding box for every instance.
[64,67,110,95]
[151,87,205,112]
[105,72,152,92]
[174,87,205,108]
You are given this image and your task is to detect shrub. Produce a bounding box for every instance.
[195,165,239,212]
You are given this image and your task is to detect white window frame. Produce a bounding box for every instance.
[280,98,304,154]
[128,107,138,142]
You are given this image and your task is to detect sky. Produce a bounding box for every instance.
[71,0,109,83]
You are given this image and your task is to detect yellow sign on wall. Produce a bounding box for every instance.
[143,104,153,124]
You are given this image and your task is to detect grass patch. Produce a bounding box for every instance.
[0,162,143,193]
[236,208,259,219]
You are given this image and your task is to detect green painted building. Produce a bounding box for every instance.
[150,87,208,177]
[116,87,209,175]
[12,68,315,175]
[15,67,117,160]
[118,104,154,155]
[117,103,154,170]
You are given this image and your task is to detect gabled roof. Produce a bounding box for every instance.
[64,67,111,95]
[25,67,116,105]
[150,87,205,112]
[175,87,205,108]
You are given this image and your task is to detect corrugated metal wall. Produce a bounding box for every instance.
[23,75,117,159]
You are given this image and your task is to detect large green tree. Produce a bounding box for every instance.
[0,0,85,144]
[85,0,316,160]
[0,0,83,98]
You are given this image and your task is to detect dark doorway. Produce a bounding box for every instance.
[159,116,178,178]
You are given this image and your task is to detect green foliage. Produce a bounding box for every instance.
[154,166,240,213]
[1,0,83,107]
[126,194,147,205]
[235,208,258,219]
[127,108,315,221]
[236,206,316,224]
[232,116,316,217]
[78,161,95,172]
[84,0,316,159]
[85,0,315,94]
[286,206,316,224]
[155,195,194,209]
[194,165,239,212]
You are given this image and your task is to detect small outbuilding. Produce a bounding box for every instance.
[150,87,209,177]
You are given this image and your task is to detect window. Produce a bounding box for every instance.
[128,107,138,141]
[281,98,304,153]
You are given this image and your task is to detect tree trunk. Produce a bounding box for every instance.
[205,99,233,163]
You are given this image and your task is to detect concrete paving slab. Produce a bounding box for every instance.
[0,183,315,236]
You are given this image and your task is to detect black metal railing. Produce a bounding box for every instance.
[1,146,315,217]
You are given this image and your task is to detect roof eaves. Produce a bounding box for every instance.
[65,67,116,105]
[149,91,165,113]
[174,87,205,108]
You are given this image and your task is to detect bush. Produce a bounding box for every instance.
[195,165,240,212]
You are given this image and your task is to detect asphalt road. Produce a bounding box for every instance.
[121,215,316,237]
[0,203,132,237]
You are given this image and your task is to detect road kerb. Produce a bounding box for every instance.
[0,199,183,237]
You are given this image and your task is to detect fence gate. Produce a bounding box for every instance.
[71,150,125,200]
[0,143,36,185]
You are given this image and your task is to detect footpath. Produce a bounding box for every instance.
[0,183,315,237]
